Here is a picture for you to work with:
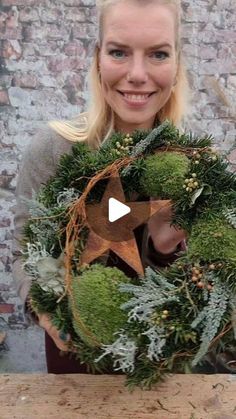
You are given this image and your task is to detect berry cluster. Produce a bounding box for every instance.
[183,173,199,193]
[190,265,213,290]
[113,134,134,156]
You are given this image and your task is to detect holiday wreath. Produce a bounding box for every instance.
[22,121,236,388]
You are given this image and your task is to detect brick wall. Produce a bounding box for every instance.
[0,0,235,370]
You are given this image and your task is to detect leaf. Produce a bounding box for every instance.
[190,184,213,207]
[190,187,204,206]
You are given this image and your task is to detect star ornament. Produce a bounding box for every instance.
[80,170,170,276]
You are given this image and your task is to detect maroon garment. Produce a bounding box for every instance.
[45,332,89,374]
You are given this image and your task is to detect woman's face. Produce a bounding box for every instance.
[99,1,178,133]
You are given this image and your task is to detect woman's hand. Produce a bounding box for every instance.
[147,200,187,254]
[38,313,73,352]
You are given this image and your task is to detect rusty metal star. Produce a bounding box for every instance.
[80,169,169,276]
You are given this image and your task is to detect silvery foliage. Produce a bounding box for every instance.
[22,188,80,251]
[56,188,80,207]
[118,267,178,363]
[21,192,59,250]
[191,274,230,366]
[142,326,166,362]
[122,121,169,176]
[95,331,137,373]
[223,208,236,228]
[120,267,179,324]
[22,242,49,277]
[34,254,65,295]
[21,191,52,217]
[23,242,65,295]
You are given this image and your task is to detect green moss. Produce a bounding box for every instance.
[140,152,190,199]
[188,216,236,262]
[70,264,131,347]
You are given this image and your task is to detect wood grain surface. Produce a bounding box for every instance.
[0,374,235,419]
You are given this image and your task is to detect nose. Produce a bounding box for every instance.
[127,55,148,84]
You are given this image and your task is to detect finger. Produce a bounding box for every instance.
[38,314,70,352]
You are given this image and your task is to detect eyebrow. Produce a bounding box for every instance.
[106,41,173,49]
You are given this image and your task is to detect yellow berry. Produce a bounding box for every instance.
[163,310,169,315]
[192,173,197,178]
[195,160,200,165]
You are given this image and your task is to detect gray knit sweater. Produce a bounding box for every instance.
[12,125,73,303]
[12,123,179,304]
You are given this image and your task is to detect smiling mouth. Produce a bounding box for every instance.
[118,91,156,101]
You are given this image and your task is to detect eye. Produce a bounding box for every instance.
[108,49,126,59]
[151,51,170,60]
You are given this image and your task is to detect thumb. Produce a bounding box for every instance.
[38,313,70,352]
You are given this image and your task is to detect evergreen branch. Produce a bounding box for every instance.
[223,208,236,228]
[95,331,137,373]
[192,277,230,366]
[120,268,179,324]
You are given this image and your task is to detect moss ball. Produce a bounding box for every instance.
[188,215,236,262]
[70,264,131,347]
[140,152,190,199]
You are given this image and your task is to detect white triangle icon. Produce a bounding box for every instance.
[108,198,131,222]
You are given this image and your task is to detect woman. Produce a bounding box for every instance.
[13,0,189,373]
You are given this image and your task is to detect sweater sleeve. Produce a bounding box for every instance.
[12,126,72,304]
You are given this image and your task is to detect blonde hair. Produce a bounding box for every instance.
[49,0,190,148]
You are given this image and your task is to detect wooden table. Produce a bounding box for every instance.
[0,374,235,418]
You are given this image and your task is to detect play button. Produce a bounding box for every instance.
[85,175,151,242]
[108,198,131,222]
